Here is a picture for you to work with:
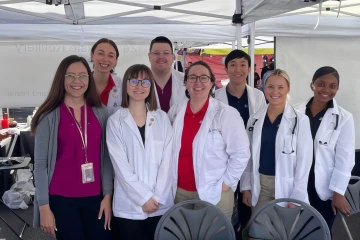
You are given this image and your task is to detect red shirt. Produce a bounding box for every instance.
[100,74,115,106]
[178,98,209,191]
[49,103,101,197]
[154,76,172,113]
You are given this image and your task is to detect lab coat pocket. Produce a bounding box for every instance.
[319,130,340,149]
[208,130,225,152]
[282,134,296,155]
[206,131,226,171]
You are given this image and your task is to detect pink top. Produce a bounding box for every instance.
[49,103,101,197]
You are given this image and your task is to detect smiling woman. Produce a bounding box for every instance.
[30,55,113,240]
[295,66,355,233]
[91,38,122,115]
[107,64,174,240]
[241,68,313,218]
[168,61,251,222]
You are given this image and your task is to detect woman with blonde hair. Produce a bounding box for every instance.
[241,69,313,213]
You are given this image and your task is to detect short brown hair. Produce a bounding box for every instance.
[184,61,216,98]
[121,64,158,111]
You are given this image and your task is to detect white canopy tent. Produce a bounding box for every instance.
[0,0,326,43]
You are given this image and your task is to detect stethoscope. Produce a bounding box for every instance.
[318,113,339,146]
[248,108,298,155]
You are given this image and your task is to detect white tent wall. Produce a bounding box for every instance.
[275,37,360,149]
[0,42,151,107]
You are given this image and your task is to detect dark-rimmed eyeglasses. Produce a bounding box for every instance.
[187,75,211,83]
[64,74,89,81]
[128,79,151,88]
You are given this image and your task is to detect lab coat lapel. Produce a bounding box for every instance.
[251,105,268,168]
[144,108,156,148]
[217,86,229,104]
[246,85,256,116]
[193,98,218,170]
[314,99,339,146]
[276,102,296,160]
[122,109,145,148]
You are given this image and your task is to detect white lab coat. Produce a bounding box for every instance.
[215,84,266,116]
[295,98,355,200]
[241,102,313,207]
[154,69,186,109]
[168,97,250,205]
[106,74,123,115]
[106,107,174,220]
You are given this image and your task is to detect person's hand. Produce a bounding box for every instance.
[98,194,112,230]
[222,182,230,191]
[242,190,252,207]
[287,203,297,208]
[39,204,57,238]
[332,192,351,216]
[142,198,159,214]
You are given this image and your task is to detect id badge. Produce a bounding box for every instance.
[81,163,95,184]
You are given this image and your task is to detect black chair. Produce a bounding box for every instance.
[154,200,235,240]
[245,198,331,240]
[339,176,360,240]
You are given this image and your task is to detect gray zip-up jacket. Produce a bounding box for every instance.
[33,105,113,227]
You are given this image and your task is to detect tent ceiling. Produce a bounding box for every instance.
[241,0,328,24]
[1,0,358,43]
[0,0,233,25]
[252,0,360,37]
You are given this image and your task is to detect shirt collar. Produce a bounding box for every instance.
[185,97,210,116]
[306,97,334,109]
[226,85,247,100]
[154,75,172,88]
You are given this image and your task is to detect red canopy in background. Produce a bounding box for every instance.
[185,55,272,88]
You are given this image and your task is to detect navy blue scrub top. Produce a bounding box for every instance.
[226,86,249,127]
[259,113,283,176]
[305,97,334,140]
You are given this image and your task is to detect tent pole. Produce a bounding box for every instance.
[249,22,255,88]
[236,25,242,50]
[236,0,242,50]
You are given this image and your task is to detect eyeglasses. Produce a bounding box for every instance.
[64,74,89,81]
[187,75,211,83]
[150,51,173,56]
[128,79,151,88]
